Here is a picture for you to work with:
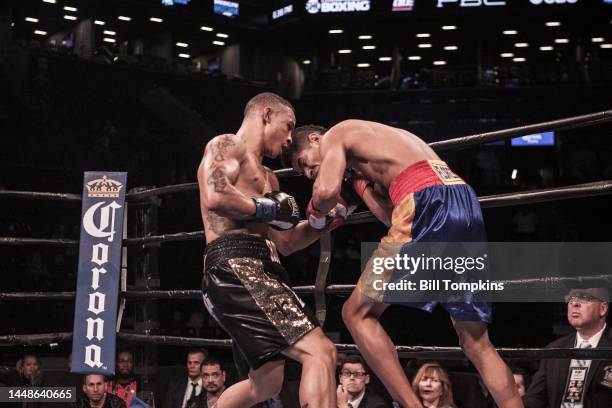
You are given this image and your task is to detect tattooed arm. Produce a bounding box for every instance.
[198,134,256,219]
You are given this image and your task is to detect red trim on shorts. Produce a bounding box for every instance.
[388,160,446,206]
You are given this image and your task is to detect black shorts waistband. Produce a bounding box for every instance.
[204,233,276,267]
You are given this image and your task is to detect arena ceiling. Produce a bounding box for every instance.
[10,1,612,72]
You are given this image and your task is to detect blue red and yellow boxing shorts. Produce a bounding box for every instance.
[357,160,492,322]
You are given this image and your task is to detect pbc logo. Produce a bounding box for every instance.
[437,0,506,7]
[392,0,414,11]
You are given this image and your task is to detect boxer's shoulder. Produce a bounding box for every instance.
[206,133,246,161]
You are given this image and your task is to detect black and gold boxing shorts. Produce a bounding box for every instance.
[202,233,318,370]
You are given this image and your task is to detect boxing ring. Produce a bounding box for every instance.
[2,109,612,362]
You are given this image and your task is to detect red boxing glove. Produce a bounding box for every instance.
[352,175,373,199]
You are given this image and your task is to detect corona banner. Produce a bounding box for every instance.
[71,172,127,374]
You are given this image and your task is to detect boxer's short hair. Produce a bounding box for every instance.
[244,92,294,117]
[281,124,327,168]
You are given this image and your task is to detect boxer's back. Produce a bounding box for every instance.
[327,119,441,189]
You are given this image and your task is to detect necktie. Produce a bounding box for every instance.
[577,340,592,367]
[189,382,198,400]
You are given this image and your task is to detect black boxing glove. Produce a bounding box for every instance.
[251,191,300,230]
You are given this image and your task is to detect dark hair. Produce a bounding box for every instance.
[511,366,532,390]
[200,357,225,372]
[338,354,369,375]
[244,92,294,118]
[116,349,133,358]
[20,353,39,362]
[187,348,208,358]
[83,373,106,384]
[280,124,327,168]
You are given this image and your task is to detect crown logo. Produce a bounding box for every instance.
[86,175,123,197]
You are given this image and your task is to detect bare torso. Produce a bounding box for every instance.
[330,119,441,189]
[197,135,275,243]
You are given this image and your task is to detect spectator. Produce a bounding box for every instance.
[163,349,207,408]
[337,355,390,408]
[511,367,531,398]
[411,362,457,408]
[198,357,227,408]
[77,374,126,408]
[523,287,611,407]
[0,361,29,387]
[186,310,206,338]
[17,353,42,386]
[106,350,140,407]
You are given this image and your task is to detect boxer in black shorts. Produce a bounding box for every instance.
[197,93,347,408]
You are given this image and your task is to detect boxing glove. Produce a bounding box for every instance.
[252,191,300,230]
[306,196,355,232]
[346,170,374,200]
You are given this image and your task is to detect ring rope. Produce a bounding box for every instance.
[0,237,78,246]
[2,111,610,203]
[0,190,82,202]
[429,109,612,152]
[1,332,611,360]
[2,274,611,301]
[2,180,611,247]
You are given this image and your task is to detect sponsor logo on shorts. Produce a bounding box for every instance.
[429,160,464,184]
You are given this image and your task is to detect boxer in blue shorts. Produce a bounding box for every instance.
[282,120,523,408]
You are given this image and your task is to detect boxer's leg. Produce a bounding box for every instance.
[216,360,285,408]
[283,327,337,408]
[342,288,423,408]
[453,320,523,408]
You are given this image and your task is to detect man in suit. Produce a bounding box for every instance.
[337,355,390,408]
[523,287,612,407]
[199,357,227,408]
[163,349,207,408]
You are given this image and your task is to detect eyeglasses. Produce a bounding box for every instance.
[565,294,605,304]
[340,370,367,379]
